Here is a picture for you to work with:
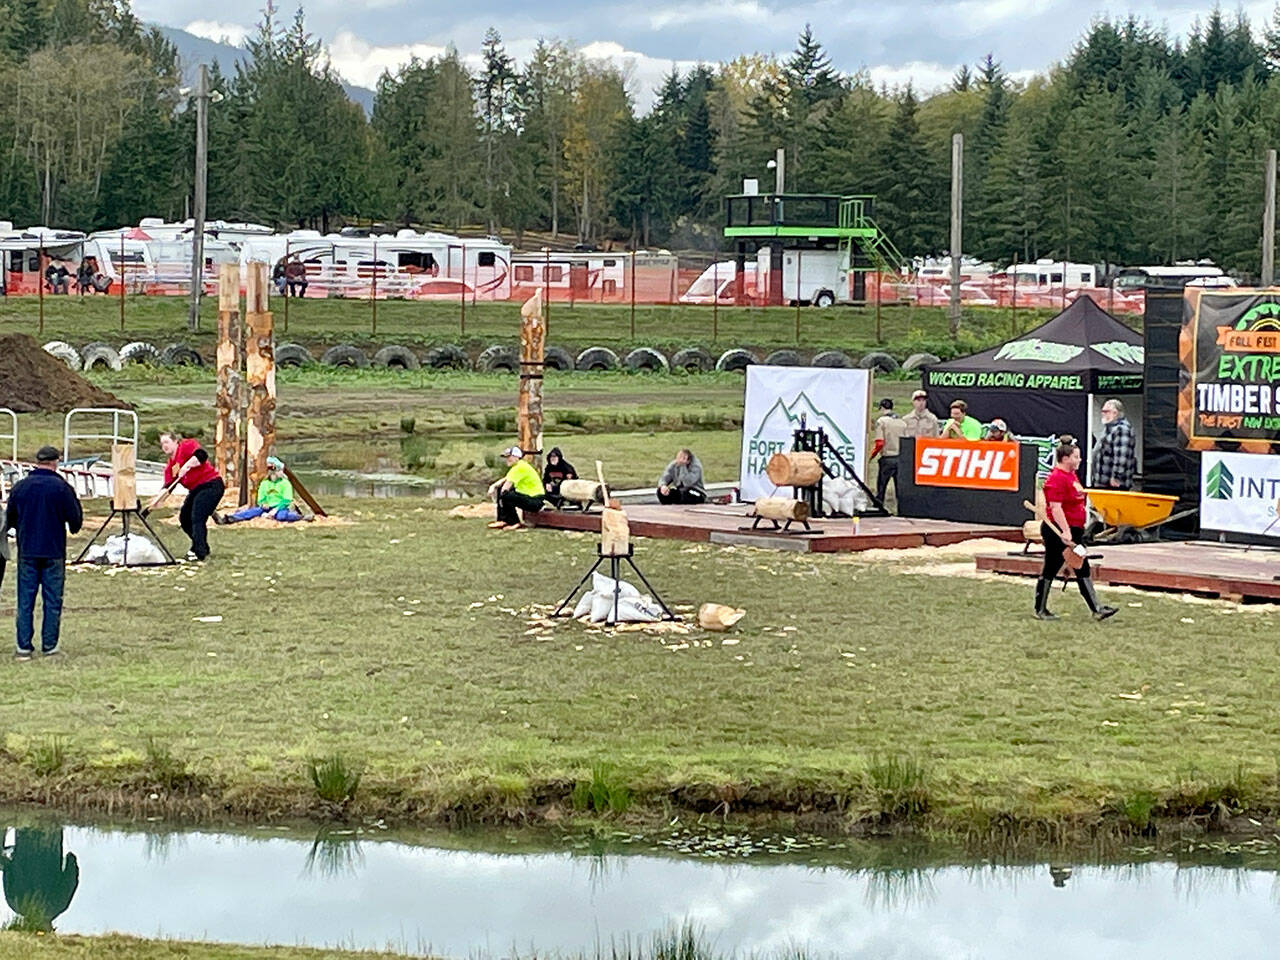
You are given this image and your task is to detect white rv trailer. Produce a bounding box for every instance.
[0,225,86,295]
[240,229,512,300]
[1000,259,1100,288]
[509,250,678,302]
[1111,263,1232,291]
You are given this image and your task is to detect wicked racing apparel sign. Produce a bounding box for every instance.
[913,438,1021,491]
[739,365,870,502]
[1184,293,1280,448]
[1200,451,1280,538]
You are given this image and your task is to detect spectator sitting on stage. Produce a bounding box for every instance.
[941,399,982,441]
[487,446,547,530]
[541,447,578,506]
[215,457,310,524]
[1093,398,1137,490]
[902,389,940,437]
[984,418,1016,443]
[657,448,706,505]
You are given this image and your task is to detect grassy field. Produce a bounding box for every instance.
[0,294,1061,358]
[0,494,1274,839]
[0,935,412,959]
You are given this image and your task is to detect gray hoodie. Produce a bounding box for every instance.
[659,453,705,495]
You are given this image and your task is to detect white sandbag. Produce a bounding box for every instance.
[572,592,595,619]
[591,572,639,598]
[610,596,661,624]
[588,591,615,623]
[103,533,166,565]
[822,477,854,516]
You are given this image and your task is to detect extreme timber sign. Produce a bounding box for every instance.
[739,365,870,502]
[1182,292,1280,451]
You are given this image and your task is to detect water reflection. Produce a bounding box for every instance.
[0,827,79,932]
[0,822,1277,957]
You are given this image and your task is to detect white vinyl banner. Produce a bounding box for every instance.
[1200,451,1280,538]
[739,365,870,502]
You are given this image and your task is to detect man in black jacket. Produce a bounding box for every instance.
[3,447,82,660]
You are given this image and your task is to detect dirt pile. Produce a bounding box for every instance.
[0,334,126,413]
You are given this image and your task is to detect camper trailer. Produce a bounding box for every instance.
[679,260,760,303]
[510,250,678,303]
[999,260,1100,288]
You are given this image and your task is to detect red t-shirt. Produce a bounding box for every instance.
[164,438,220,490]
[1043,466,1086,528]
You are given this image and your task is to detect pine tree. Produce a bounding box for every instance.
[477,28,518,233]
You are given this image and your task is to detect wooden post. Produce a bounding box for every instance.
[214,263,243,494]
[1263,148,1276,286]
[244,262,276,496]
[948,132,963,335]
[517,289,546,469]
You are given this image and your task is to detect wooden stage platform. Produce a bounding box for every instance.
[528,503,1022,553]
[976,541,1280,602]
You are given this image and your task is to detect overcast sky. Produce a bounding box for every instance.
[137,1,1280,106]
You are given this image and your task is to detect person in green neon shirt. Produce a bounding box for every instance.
[215,456,310,524]
[487,445,547,530]
[941,399,983,441]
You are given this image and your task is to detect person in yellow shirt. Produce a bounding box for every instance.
[487,445,548,530]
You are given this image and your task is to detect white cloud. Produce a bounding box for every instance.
[325,30,452,89]
[184,19,249,47]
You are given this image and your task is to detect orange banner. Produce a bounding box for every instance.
[1216,326,1280,352]
[913,438,1021,491]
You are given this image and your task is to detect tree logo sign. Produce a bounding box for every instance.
[739,365,870,502]
[1205,459,1234,500]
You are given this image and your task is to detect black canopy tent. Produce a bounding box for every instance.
[920,296,1145,478]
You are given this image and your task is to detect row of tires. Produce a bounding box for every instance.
[42,340,944,375]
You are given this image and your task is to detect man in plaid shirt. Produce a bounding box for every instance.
[1093,398,1136,489]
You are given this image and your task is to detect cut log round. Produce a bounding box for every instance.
[601,507,630,556]
[698,603,745,632]
[753,496,810,521]
[765,451,823,488]
[559,478,603,504]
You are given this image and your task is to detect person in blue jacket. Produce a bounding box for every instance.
[2,446,83,659]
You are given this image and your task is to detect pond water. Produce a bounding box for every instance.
[3,822,1279,957]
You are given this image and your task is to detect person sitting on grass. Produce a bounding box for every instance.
[657,448,706,504]
[541,447,578,506]
[487,446,547,530]
[215,456,311,524]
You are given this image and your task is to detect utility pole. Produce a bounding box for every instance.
[774,147,785,194]
[1263,148,1276,286]
[949,133,963,335]
[187,64,222,333]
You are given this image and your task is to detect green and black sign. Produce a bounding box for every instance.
[1184,293,1280,448]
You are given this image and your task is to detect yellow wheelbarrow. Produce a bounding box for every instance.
[1085,489,1191,543]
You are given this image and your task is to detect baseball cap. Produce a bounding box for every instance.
[911,389,927,400]
[34,445,60,463]
[266,455,284,469]
[501,445,523,458]
[878,398,893,410]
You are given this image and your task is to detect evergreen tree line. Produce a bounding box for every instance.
[6,2,1280,274]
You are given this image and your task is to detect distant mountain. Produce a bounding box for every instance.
[153,25,376,116]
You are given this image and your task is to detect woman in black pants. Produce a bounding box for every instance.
[153,432,225,561]
[1036,439,1117,622]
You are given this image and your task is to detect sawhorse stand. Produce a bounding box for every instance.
[74,505,178,567]
[553,544,678,622]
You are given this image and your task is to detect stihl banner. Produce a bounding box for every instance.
[913,438,1021,491]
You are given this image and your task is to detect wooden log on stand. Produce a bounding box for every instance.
[111,443,136,511]
[244,262,276,495]
[559,478,603,505]
[214,263,243,491]
[765,451,824,488]
[517,289,545,469]
[752,496,810,522]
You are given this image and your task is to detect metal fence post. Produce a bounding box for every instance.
[283,238,290,334]
[629,250,636,339]
[119,233,125,331]
[794,248,802,344]
[371,238,378,337]
[460,242,467,336]
[38,241,44,335]
[712,258,718,342]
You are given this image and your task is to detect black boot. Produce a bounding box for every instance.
[1034,578,1059,620]
[1077,576,1117,621]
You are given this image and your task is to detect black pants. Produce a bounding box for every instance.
[657,487,706,505]
[180,478,225,559]
[497,489,545,524]
[875,455,898,505]
[1040,523,1091,580]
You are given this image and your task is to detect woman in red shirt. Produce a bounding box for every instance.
[1037,438,1117,621]
[155,431,225,561]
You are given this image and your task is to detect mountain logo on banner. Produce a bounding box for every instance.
[1206,459,1235,500]
[993,339,1083,364]
[753,391,852,446]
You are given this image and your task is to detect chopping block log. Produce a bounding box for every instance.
[765,451,823,487]
[752,497,811,522]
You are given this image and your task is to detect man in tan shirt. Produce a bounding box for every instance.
[901,389,941,438]
[871,398,910,508]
